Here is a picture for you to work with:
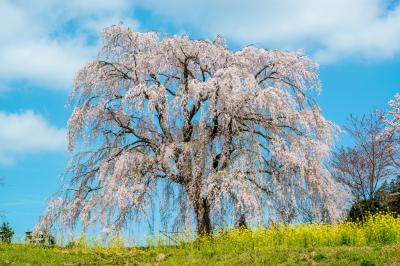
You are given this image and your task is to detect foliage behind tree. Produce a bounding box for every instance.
[331,111,397,202]
[348,176,400,221]
[331,94,400,222]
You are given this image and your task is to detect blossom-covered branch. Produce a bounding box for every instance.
[38,25,341,235]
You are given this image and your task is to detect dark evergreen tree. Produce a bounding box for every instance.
[0,222,14,244]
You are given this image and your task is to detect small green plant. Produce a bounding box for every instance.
[314,253,327,261]
[360,259,376,266]
[0,222,14,244]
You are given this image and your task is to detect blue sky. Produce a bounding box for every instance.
[0,0,399,238]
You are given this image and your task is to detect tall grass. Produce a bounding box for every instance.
[147,212,400,253]
[21,212,400,250]
[1,213,400,265]
[180,213,400,251]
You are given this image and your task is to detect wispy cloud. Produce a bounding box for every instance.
[1,0,138,91]
[136,0,400,62]
[3,0,399,92]
[0,111,66,165]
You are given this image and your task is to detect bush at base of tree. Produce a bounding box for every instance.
[347,200,382,222]
[347,197,400,222]
[385,198,400,214]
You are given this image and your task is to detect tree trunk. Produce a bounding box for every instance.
[194,197,212,236]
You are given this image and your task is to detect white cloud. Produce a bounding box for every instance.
[136,0,400,62]
[0,40,92,88]
[0,0,138,90]
[0,111,66,165]
[2,0,399,91]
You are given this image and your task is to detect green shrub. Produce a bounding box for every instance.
[0,222,14,244]
[347,200,382,222]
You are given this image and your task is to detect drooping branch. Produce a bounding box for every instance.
[38,25,342,235]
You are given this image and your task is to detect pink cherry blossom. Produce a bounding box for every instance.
[37,25,342,235]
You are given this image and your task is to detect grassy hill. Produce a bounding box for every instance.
[1,213,400,265]
[1,243,400,265]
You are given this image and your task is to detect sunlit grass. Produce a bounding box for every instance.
[148,212,400,250]
[1,213,400,265]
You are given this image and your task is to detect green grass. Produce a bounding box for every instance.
[1,243,399,265]
[1,213,400,265]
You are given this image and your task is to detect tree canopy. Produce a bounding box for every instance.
[38,25,342,235]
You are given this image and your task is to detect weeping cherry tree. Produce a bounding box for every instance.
[38,25,341,235]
